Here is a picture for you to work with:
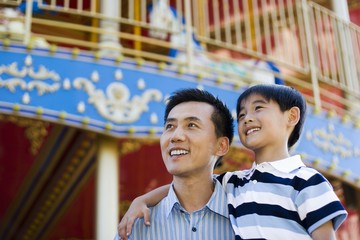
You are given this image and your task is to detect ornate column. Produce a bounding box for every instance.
[96,136,119,240]
[99,0,122,57]
[331,0,350,21]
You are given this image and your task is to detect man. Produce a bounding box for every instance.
[115,88,235,239]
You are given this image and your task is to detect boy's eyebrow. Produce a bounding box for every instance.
[239,99,268,111]
[252,99,268,105]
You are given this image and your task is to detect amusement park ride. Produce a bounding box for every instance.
[0,0,360,239]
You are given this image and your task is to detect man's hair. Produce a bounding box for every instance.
[164,88,234,165]
[236,84,307,149]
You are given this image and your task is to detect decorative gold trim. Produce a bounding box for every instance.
[118,138,158,157]
[0,114,49,155]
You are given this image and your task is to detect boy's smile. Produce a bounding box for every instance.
[245,127,260,136]
[237,94,290,156]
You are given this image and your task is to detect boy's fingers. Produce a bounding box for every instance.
[144,209,151,226]
[118,217,128,240]
[126,217,136,237]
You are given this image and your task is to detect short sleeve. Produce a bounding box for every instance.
[295,172,347,233]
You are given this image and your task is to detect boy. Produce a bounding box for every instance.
[118,84,347,240]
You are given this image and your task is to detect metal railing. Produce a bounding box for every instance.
[0,0,359,119]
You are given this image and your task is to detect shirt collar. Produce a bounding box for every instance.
[256,154,305,173]
[165,180,229,218]
[206,179,229,218]
[164,183,179,217]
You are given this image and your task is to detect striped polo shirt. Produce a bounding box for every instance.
[122,180,235,240]
[217,155,348,240]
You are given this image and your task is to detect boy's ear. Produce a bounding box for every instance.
[288,106,300,126]
[216,137,230,157]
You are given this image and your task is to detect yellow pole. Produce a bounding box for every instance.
[197,0,205,47]
[90,0,100,44]
[248,0,257,51]
[134,0,142,53]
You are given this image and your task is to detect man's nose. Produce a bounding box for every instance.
[170,127,185,142]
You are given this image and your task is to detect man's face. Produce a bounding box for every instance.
[160,101,222,178]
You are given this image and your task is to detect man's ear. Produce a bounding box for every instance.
[288,106,300,127]
[216,137,230,157]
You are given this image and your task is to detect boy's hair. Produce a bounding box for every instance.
[164,88,234,165]
[236,84,307,149]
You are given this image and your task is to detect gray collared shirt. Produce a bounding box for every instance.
[115,180,234,240]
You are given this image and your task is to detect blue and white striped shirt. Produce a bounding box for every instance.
[121,180,235,240]
[217,155,347,240]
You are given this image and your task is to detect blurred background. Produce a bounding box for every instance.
[0,0,359,239]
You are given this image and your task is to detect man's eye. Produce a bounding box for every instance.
[165,124,173,130]
[188,123,197,128]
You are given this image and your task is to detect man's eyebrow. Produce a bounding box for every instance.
[185,116,202,122]
[165,116,201,123]
[164,117,174,123]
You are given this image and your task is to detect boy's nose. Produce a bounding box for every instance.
[244,115,254,124]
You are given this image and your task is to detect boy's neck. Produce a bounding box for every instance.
[254,147,290,164]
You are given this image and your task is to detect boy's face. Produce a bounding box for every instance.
[237,94,290,153]
[160,101,225,178]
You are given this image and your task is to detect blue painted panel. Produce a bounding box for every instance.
[294,109,360,182]
[1,44,359,183]
[0,44,242,136]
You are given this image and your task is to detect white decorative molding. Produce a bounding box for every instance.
[73,78,162,123]
[114,69,123,81]
[0,78,26,92]
[137,78,145,89]
[77,101,86,113]
[150,113,158,124]
[27,81,60,95]
[63,78,71,90]
[22,92,30,104]
[91,71,99,82]
[0,55,165,124]
[0,56,61,97]
[306,123,358,158]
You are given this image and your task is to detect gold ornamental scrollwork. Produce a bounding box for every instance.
[0,114,49,155]
[118,138,159,158]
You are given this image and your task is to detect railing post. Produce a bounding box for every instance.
[184,0,193,70]
[23,0,33,46]
[331,0,359,97]
[99,0,122,57]
[301,0,321,111]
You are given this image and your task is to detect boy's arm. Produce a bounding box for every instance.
[117,184,170,240]
[311,220,336,240]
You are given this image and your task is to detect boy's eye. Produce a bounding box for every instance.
[164,123,173,130]
[238,113,245,120]
[255,105,263,111]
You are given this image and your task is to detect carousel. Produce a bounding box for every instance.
[0,0,359,239]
